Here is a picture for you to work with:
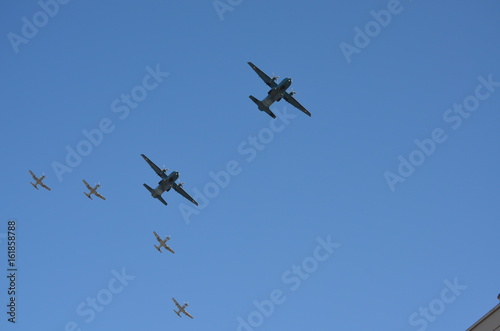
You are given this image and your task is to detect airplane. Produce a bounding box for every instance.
[29,170,51,191]
[141,154,198,206]
[153,231,175,254]
[247,61,312,119]
[82,180,106,200]
[172,298,194,319]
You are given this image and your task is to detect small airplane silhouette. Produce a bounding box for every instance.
[82,180,106,200]
[153,231,175,254]
[172,298,193,319]
[29,170,51,191]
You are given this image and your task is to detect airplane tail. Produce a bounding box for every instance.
[31,182,38,190]
[84,192,92,200]
[249,95,276,119]
[143,183,155,194]
[143,184,168,205]
[174,310,181,317]
[154,244,162,253]
[157,195,168,206]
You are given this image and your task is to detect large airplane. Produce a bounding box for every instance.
[172,298,194,319]
[82,180,106,200]
[247,61,312,119]
[141,154,198,206]
[29,170,51,191]
[153,231,175,254]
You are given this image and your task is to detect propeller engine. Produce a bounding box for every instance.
[271,73,280,82]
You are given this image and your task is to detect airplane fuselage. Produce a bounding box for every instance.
[261,78,292,107]
[155,241,170,252]
[175,304,189,317]
[32,180,42,189]
[151,171,179,197]
[157,238,169,247]
[31,176,45,189]
[87,185,100,196]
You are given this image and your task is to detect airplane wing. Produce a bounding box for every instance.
[40,182,51,191]
[153,231,161,241]
[157,195,168,206]
[248,62,278,88]
[173,183,198,206]
[141,154,168,179]
[172,298,182,309]
[183,310,194,319]
[94,191,106,200]
[82,180,92,190]
[283,92,312,116]
[29,170,37,180]
[165,245,175,254]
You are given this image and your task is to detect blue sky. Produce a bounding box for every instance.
[1,0,499,330]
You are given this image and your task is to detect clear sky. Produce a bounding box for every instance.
[1,0,499,330]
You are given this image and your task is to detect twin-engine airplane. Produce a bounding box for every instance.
[248,62,312,119]
[141,154,198,206]
[172,298,194,319]
[82,180,106,200]
[153,231,174,254]
[29,170,51,191]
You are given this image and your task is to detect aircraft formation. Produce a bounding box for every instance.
[28,62,311,320]
[29,170,106,199]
